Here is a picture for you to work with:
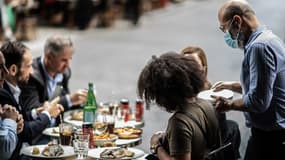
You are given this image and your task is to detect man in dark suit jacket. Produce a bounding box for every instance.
[20,34,87,112]
[0,50,24,160]
[21,56,72,110]
[0,41,63,159]
[19,35,86,144]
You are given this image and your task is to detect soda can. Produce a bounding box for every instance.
[82,122,94,148]
[135,99,144,122]
[120,99,130,122]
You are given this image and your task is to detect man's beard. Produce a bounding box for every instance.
[16,71,29,85]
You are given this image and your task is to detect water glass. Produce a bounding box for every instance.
[73,133,89,160]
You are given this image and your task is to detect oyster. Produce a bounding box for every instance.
[100,147,135,159]
[42,144,64,157]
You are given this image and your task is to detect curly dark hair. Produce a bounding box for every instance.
[137,52,205,112]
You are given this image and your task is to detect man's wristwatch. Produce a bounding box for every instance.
[150,143,163,154]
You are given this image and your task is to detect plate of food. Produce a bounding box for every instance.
[197,89,234,103]
[21,144,75,159]
[113,127,142,139]
[70,110,83,121]
[64,110,83,127]
[88,147,145,159]
[42,127,60,137]
[94,133,118,147]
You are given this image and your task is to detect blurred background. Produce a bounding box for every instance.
[1,0,285,159]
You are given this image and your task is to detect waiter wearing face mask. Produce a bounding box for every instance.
[211,0,285,160]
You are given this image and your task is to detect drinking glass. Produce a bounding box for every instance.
[59,123,73,146]
[93,113,107,135]
[106,114,115,134]
[73,133,89,160]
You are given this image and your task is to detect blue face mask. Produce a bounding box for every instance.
[224,31,239,48]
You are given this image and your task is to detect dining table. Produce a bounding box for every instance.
[63,109,145,129]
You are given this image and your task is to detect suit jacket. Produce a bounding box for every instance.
[20,56,71,111]
[0,82,50,160]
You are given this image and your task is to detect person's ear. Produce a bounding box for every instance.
[233,15,242,27]
[8,64,18,76]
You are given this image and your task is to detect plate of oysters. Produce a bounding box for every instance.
[88,146,145,159]
[21,144,75,159]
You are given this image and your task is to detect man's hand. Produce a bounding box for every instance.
[69,90,87,106]
[1,104,19,121]
[45,97,64,118]
[211,95,233,113]
[36,105,48,116]
[16,114,24,134]
[211,81,242,93]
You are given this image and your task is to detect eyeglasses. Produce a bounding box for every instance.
[219,18,234,33]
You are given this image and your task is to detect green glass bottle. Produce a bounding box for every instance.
[83,82,97,123]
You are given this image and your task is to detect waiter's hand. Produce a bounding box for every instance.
[211,81,233,92]
[211,95,233,113]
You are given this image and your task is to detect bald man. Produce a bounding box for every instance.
[211,0,285,159]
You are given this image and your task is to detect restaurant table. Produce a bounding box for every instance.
[42,128,142,147]
[63,109,145,129]
[22,145,147,160]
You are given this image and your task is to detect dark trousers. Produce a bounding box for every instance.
[220,120,241,160]
[244,127,285,160]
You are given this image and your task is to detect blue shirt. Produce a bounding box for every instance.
[40,57,71,126]
[241,26,285,130]
[40,57,72,106]
[0,118,17,160]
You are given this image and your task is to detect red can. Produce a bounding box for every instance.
[82,122,94,148]
[135,99,144,122]
[120,99,130,122]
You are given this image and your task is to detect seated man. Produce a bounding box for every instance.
[0,50,24,160]
[0,41,63,159]
[21,34,87,110]
[20,34,87,143]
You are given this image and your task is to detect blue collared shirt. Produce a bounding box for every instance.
[0,117,17,160]
[40,57,71,126]
[241,26,285,130]
[40,57,72,107]
[40,57,64,99]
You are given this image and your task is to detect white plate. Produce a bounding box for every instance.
[88,147,145,159]
[64,113,144,129]
[21,145,75,159]
[115,137,142,147]
[198,89,234,103]
[42,127,60,137]
[64,115,83,127]
[94,134,118,147]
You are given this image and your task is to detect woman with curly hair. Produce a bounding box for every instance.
[137,52,221,160]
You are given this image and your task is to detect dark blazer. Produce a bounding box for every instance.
[20,56,71,111]
[0,82,50,160]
